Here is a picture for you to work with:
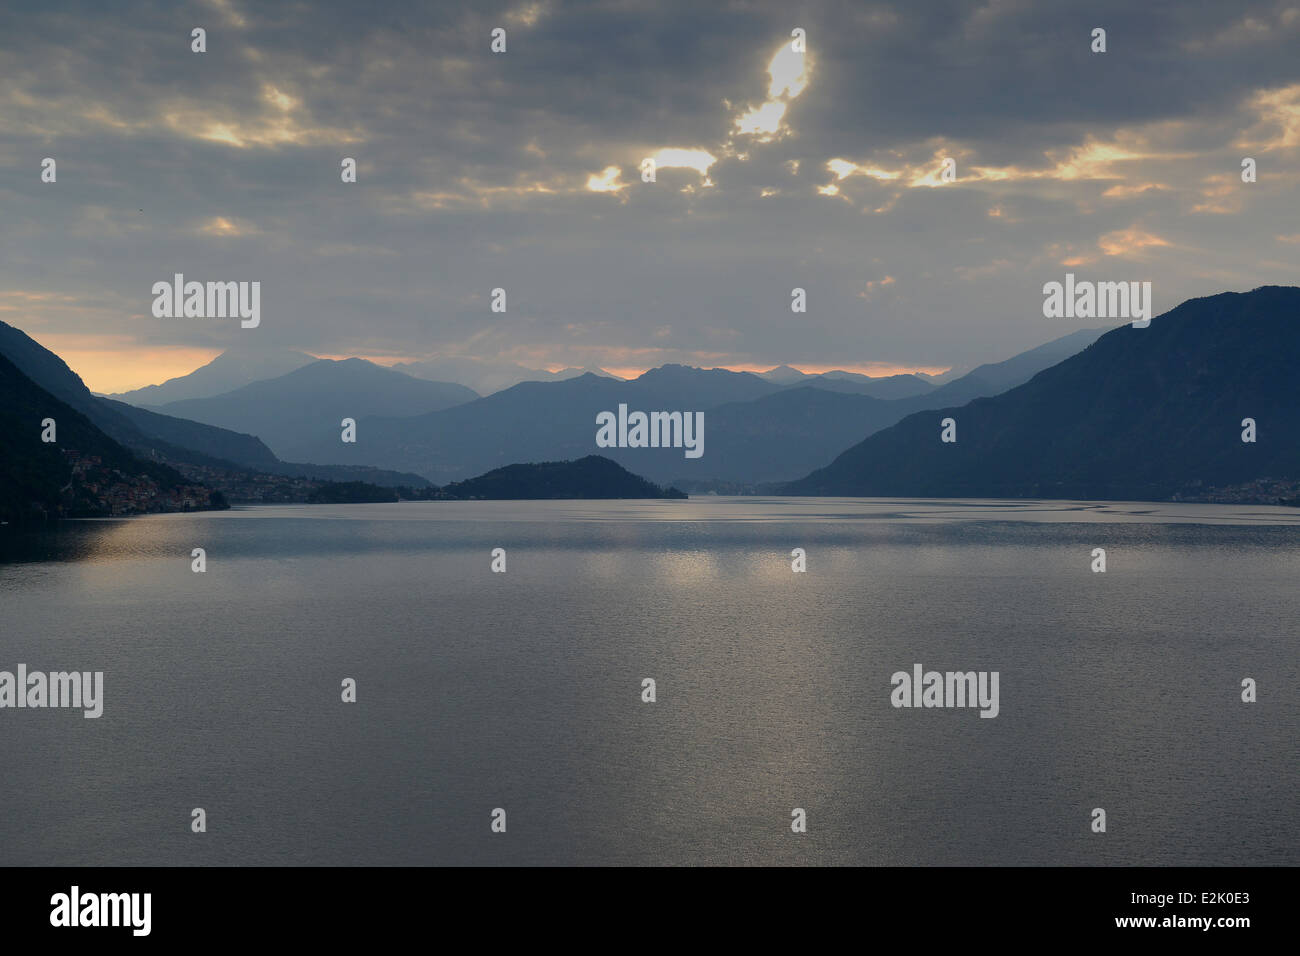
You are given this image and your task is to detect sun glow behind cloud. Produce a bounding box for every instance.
[650,147,717,176]
[732,38,810,141]
[585,165,627,193]
[734,101,788,136]
[767,43,809,98]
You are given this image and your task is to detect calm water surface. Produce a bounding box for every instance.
[1,498,1296,865]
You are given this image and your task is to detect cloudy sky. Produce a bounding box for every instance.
[2,0,1298,392]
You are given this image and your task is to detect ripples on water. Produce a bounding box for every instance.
[1,498,1296,865]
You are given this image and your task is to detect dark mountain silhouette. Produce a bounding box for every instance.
[154,358,478,462]
[911,326,1110,408]
[0,354,215,522]
[440,456,686,499]
[101,398,280,468]
[0,321,429,488]
[782,287,1300,499]
[0,319,280,469]
[2,318,1109,492]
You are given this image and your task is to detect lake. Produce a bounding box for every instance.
[1,498,1296,865]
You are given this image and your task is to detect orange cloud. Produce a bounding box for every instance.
[1098,227,1171,257]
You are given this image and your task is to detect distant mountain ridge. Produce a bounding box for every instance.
[3,318,1114,491]
[152,358,478,462]
[0,320,280,469]
[393,356,622,395]
[758,366,937,400]
[0,321,431,489]
[106,346,316,405]
[333,331,1114,485]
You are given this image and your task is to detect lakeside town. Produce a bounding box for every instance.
[63,450,223,516]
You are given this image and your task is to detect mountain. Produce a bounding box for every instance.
[782,287,1300,500]
[915,326,1111,408]
[631,364,780,406]
[333,365,790,483]
[798,371,936,400]
[107,346,316,405]
[658,387,901,484]
[154,358,478,462]
[285,330,1109,486]
[0,354,219,522]
[0,321,434,491]
[100,399,280,469]
[392,356,621,395]
[758,365,936,399]
[0,320,280,470]
[2,313,1108,495]
[916,366,967,385]
[439,456,686,499]
[757,365,809,385]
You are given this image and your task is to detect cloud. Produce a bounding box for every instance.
[2,0,1299,389]
[586,165,628,193]
[649,147,717,177]
[1237,82,1300,150]
[858,276,897,298]
[730,38,810,142]
[197,216,258,237]
[1097,227,1172,257]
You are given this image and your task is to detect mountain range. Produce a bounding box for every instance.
[68,321,1116,490]
[0,320,280,469]
[106,348,625,405]
[0,346,681,520]
[782,287,1299,500]
[82,325,1111,486]
[150,358,478,463]
[25,292,1282,508]
[298,328,1113,486]
[755,366,938,399]
[0,321,432,488]
[391,356,622,395]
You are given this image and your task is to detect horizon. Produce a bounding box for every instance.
[29,330,961,395]
[29,320,1123,395]
[14,282,1275,395]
